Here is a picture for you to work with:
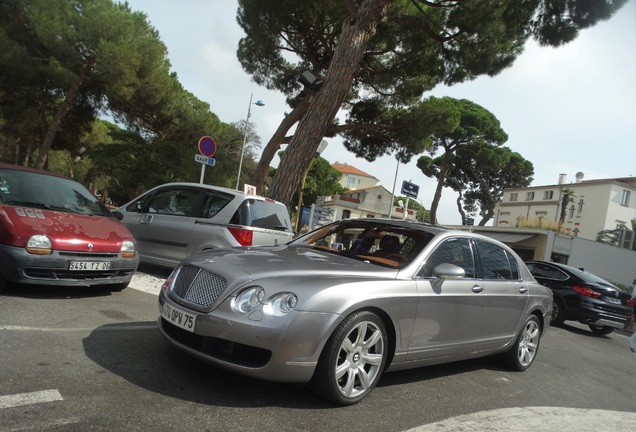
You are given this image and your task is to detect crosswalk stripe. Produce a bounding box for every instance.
[0,390,63,409]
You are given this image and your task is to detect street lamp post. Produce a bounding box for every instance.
[69,146,86,178]
[388,157,399,218]
[235,93,265,190]
[295,139,328,233]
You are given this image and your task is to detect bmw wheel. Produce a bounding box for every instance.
[311,311,388,406]
[502,315,541,371]
[551,298,565,326]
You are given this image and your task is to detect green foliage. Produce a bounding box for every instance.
[392,196,430,222]
[0,0,253,204]
[596,219,636,251]
[343,96,460,163]
[416,98,509,224]
[559,188,576,226]
[450,144,533,225]
[301,157,347,205]
[0,0,167,165]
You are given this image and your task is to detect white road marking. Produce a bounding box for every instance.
[128,273,164,295]
[0,325,93,332]
[0,390,63,409]
[0,324,155,332]
[405,407,636,431]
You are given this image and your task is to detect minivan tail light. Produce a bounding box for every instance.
[572,285,602,299]
[228,227,253,246]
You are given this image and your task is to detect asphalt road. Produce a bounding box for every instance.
[1,270,635,432]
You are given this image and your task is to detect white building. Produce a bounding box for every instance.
[317,185,416,221]
[331,162,379,190]
[308,163,416,226]
[493,173,636,242]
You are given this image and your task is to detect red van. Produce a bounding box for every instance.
[0,162,139,292]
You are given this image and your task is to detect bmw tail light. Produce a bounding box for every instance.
[572,285,602,299]
[228,227,253,246]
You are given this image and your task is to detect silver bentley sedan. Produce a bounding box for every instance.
[157,218,552,405]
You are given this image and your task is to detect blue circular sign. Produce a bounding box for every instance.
[198,136,216,157]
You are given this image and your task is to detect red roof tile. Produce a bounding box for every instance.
[331,162,377,179]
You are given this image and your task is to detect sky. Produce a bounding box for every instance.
[124,0,636,225]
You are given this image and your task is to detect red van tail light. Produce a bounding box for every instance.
[572,285,602,299]
[228,227,253,246]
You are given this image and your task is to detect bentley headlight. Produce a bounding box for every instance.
[232,287,265,313]
[161,266,181,295]
[26,235,52,254]
[264,292,298,316]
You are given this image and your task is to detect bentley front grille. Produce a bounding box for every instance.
[170,264,228,308]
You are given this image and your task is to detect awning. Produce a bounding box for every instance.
[480,233,535,244]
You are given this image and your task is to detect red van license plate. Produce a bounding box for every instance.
[69,261,111,271]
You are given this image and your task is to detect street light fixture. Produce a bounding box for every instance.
[235,93,265,190]
[295,139,328,233]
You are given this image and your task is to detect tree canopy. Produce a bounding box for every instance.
[416,97,509,224]
[0,0,176,167]
[236,0,627,210]
[0,0,254,205]
[420,143,534,225]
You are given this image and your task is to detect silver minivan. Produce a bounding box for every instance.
[115,183,293,268]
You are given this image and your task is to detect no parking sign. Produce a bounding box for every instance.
[197,136,217,184]
[198,136,217,157]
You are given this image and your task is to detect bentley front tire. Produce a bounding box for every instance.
[310,311,388,406]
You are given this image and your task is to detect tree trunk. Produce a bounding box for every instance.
[429,149,453,225]
[252,96,311,191]
[34,58,95,169]
[455,191,466,224]
[478,209,493,226]
[267,0,393,206]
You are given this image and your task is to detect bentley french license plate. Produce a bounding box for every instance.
[162,302,196,332]
[69,261,111,271]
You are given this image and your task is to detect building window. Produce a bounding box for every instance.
[367,214,374,218]
[342,210,351,219]
[569,205,575,219]
[509,193,518,202]
[577,199,584,213]
[346,176,356,188]
[526,192,535,200]
[543,190,554,200]
[621,190,630,206]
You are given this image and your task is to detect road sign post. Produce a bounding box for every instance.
[401,180,419,199]
[196,136,217,184]
[400,181,419,220]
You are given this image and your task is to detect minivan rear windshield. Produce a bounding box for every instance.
[231,199,292,232]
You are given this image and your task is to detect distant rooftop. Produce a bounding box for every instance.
[332,162,378,180]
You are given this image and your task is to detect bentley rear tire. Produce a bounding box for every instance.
[501,315,541,371]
